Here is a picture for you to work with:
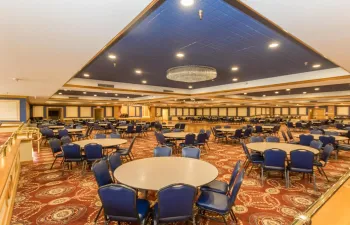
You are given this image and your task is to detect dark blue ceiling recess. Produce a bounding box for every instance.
[241,83,350,97]
[76,0,337,89]
[56,90,145,98]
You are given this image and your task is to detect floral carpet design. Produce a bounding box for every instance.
[11,130,350,225]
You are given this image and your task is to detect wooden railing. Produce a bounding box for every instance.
[0,122,41,225]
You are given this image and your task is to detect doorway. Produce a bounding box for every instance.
[162,109,169,122]
[94,108,104,120]
[47,108,63,120]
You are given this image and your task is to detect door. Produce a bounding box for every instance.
[162,109,168,122]
[94,108,104,120]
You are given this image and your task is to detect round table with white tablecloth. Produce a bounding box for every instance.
[73,138,127,148]
[246,142,319,155]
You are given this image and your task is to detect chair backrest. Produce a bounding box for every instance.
[184,133,196,145]
[228,170,245,208]
[234,129,243,138]
[135,125,142,132]
[154,146,172,157]
[286,129,294,140]
[289,150,314,171]
[62,143,81,160]
[196,133,207,144]
[111,125,117,133]
[182,147,200,159]
[98,184,139,222]
[58,129,69,138]
[228,161,241,189]
[84,143,103,160]
[215,125,222,129]
[49,138,61,154]
[250,136,264,143]
[128,137,137,152]
[319,135,336,147]
[224,125,231,128]
[310,129,323,134]
[175,123,181,129]
[287,122,294,128]
[241,142,252,161]
[162,128,171,133]
[296,122,303,128]
[255,125,263,133]
[110,133,121,138]
[45,129,55,138]
[127,125,134,132]
[156,184,196,223]
[266,136,280,143]
[61,136,72,145]
[320,144,334,163]
[94,134,106,139]
[199,129,205,134]
[243,128,251,137]
[310,140,323,150]
[92,159,113,187]
[205,130,211,139]
[108,152,122,173]
[263,149,286,168]
[299,134,314,146]
[281,131,289,142]
[179,124,186,129]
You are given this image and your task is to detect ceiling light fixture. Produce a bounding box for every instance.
[275,91,279,94]
[263,95,266,97]
[286,89,291,91]
[314,87,320,91]
[232,78,238,82]
[312,64,321,68]
[104,92,108,94]
[142,80,147,84]
[115,94,118,96]
[303,92,307,94]
[58,92,62,95]
[188,85,193,89]
[83,92,87,94]
[181,0,194,7]
[135,69,142,74]
[83,73,90,77]
[167,65,217,83]
[94,94,97,96]
[269,42,279,48]
[127,96,130,98]
[108,54,117,59]
[176,53,185,58]
[231,66,239,71]
[244,93,247,95]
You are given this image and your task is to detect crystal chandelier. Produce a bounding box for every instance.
[166,65,217,83]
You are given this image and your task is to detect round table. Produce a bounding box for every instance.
[48,125,65,129]
[246,142,319,154]
[217,128,236,133]
[114,157,218,191]
[323,129,349,134]
[73,138,127,148]
[163,132,198,139]
[307,134,348,141]
[53,128,85,133]
[117,126,128,129]
[162,124,176,128]
[262,125,274,129]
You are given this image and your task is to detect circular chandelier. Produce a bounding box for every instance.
[166,65,217,83]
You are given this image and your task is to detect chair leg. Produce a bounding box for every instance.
[221,215,228,225]
[261,167,264,185]
[313,172,317,191]
[320,167,329,182]
[284,169,288,188]
[230,210,238,223]
[287,170,290,188]
[247,164,254,176]
[94,206,103,224]
[50,156,58,169]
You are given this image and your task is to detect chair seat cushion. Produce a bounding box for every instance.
[196,191,229,214]
[137,199,150,220]
[287,165,312,173]
[200,180,228,194]
[117,149,129,155]
[263,165,285,171]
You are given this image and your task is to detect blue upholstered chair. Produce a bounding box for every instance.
[255,125,263,134]
[179,133,196,148]
[58,129,69,139]
[299,134,314,146]
[228,129,242,143]
[155,132,175,149]
[287,150,316,190]
[110,133,121,138]
[48,138,63,169]
[94,134,106,139]
[83,143,104,174]
[195,133,207,151]
[98,184,150,224]
[250,136,264,143]
[62,143,84,173]
[286,129,299,144]
[108,152,122,182]
[196,171,245,224]
[60,136,72,145]
[310,129,323,134]
[241,142,264,175]
[154,146,172,157]
[261,149,287,186]
[182,147,200,159]
[117,136,136,161]
[153,184,196,224]
[314,144,334,182]
[266,136,280,143]
[201,160,241,194]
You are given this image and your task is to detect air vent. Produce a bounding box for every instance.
[163,89,174,93]
[98,83,114,88]
[68,97,79,99]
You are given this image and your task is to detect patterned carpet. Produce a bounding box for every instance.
[11,130,350,225]
[0,132,12,145]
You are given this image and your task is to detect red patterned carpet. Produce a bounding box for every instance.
[0,132,12,145]
[11,131,350,225]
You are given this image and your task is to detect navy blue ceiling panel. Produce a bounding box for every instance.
[76,0,337,89]
[241,83,350,97]
[56,90,144,98]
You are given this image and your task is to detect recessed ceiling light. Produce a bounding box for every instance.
[108,54,116,59]
[64,89,67,91]
[142,80,147,84]
[303,92,307,94]
[275,91,279,94]
[58,92,62,95]
[263,95,266,97]
[286,89,291,91]
[94,94,97,96]
[297,104,299,106]
[312,64,321,68]
[269,42,279,48]
[115,94,118,96]
[181,0,194,7]
[188,85,193,89]
[127,96,130,98]
[104,92,108,94]
[135,69,142,74]
[276,105,279,106]
[232,78,238,82]
[314,87,320,91]
[231,66,239,71]
[176,53,185,58]
[211,99,214,101]
[83,73,90,77]
[83,92,87,94]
